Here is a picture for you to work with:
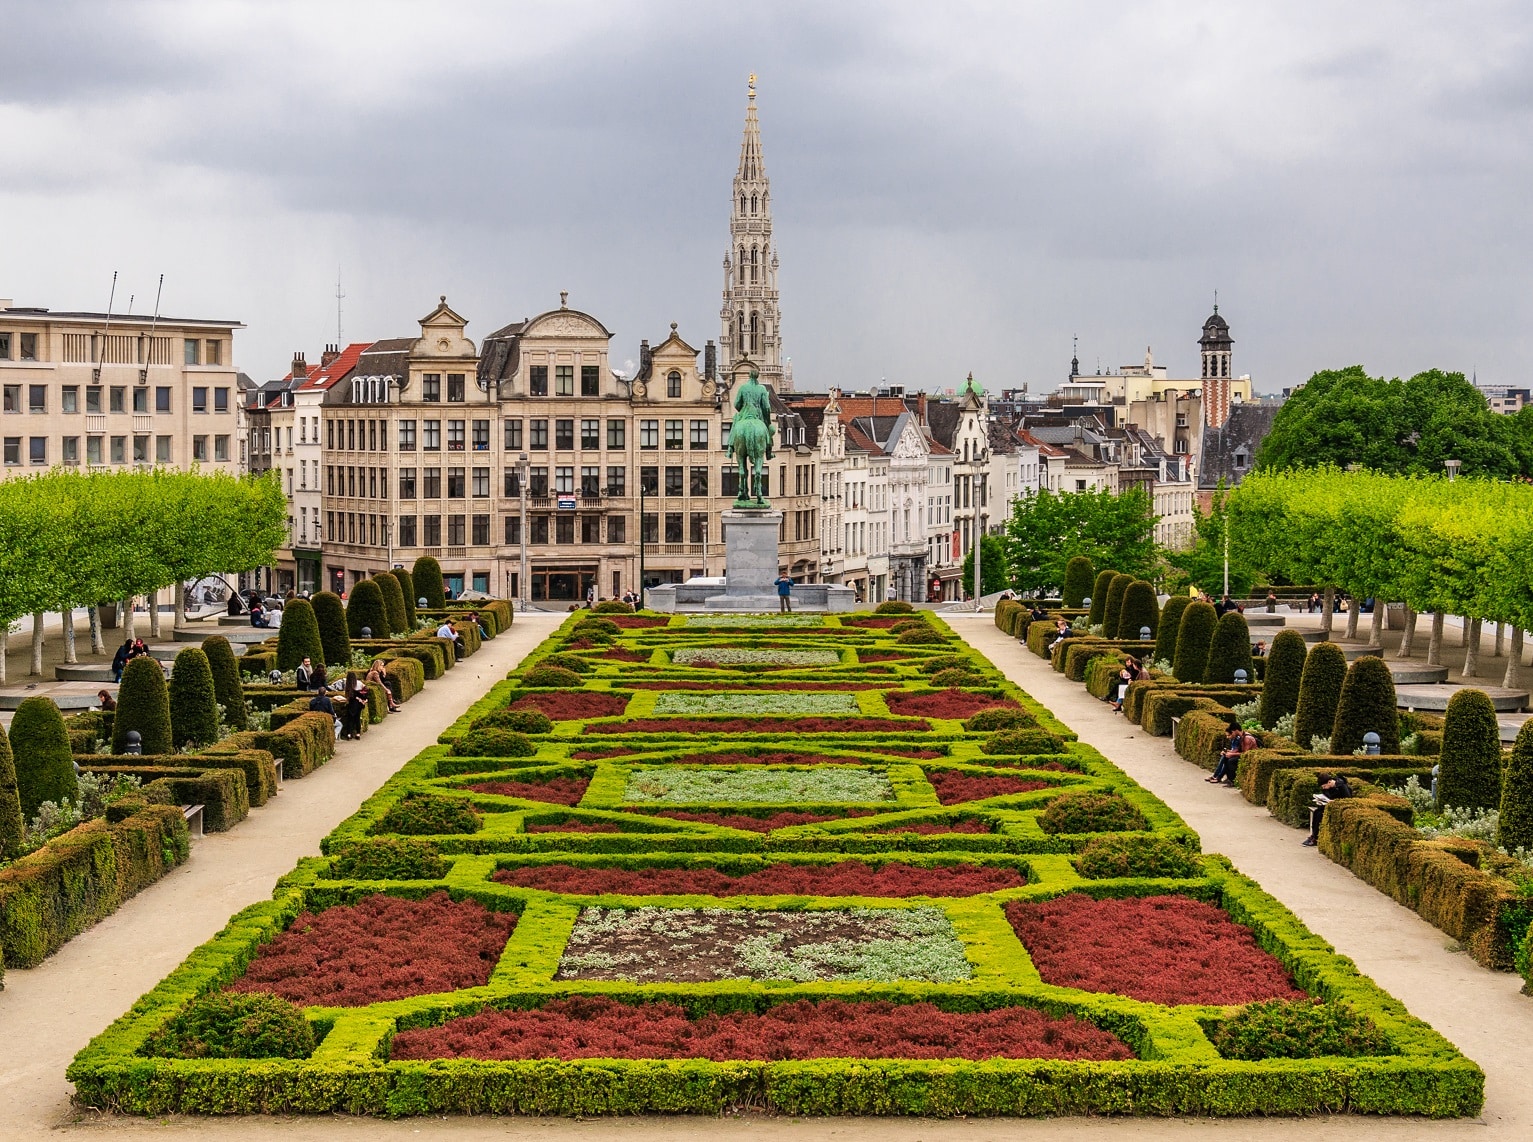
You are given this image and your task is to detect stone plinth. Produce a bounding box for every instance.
[1244,613,1286,627]
[1387,662,1450,685]
[704,508,787,611]
[1396,682,1530,713]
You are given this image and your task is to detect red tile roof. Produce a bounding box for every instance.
[294,342,372,390]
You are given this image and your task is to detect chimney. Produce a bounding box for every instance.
[704,339,716,380]
[291,351,306,380]
[0,299,11,311]
[638,339,652,378]
[321,343,340,367]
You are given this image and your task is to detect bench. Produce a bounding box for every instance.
[273,759,284,788]
[181,803,205,839]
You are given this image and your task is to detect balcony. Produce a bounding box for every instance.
[86,413,106,433]
[133,414,153,433]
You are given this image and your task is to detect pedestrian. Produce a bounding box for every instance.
[366,661,400,712]
[129,638,150,661]
[111,638,132,683]
[96,689,117,711]
[250,600,269,628]
[226,591,243,616]
[774,575,794,613]
[585,583,597,609]
[1266,590,1278,614]
[295,656,314,691]
[339,671,366,740]
[312,663,329,692]
[1303,774,1354,846]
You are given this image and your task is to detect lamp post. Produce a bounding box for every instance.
[1445,458,1461,481]
[518,453,529,612]
[638,466,647,608]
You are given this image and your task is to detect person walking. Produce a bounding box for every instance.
[774,575,794,613]
[339,671,366,740]
[294,657,313,691]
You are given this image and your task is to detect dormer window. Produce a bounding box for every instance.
[1234,451,1248,469]
[667,370,682,398]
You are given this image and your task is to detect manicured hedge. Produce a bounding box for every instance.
[203,635,250,732]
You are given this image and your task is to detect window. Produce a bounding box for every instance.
[423,420,441,450]
[665,466,683,496]
[529,365,548,396]
[721,466,739,498]
[472,419,490,450]
[606,465,626,495]
[134,388,149,413]
[472,514,490,545]
[581,465,600,495]
[110,386,126,413]
[214,435,230,462]
[138,435,153,463]
[205,339,222,366]
[156,435,172,463]
[192,387,208,413]
[689,467,709,496]
[422,373,441,401]
[581,514,601,543]
[689,512,708,543]
[59,386,78,413]
[640,466,658,495]
[423,467,442,498]
[504,515,520,544]
[640,419,658,449]
[529,466,548,496]
[504,419,523,449]
[503,467,521,496]
[399,468,417,497]
[665,512,683,543]
[555,514,574,543]
[606,515,626,542]
[0,333,8,358]
[1,384,17,413]
[27,384,45,413]
[86,385,102,413]
[530,419,548,449]
[641,513,658,543]
[665,420,683,449]
[183,338,200,365]
[555,419,574,449]
[667,370,682,398]
[215,387,230,413]
[581,419,600,449]
[530,515,549,543]
[606,419,625,449]
[156,386,171,413]
[2,437,17,464]
[447,467,466,498]
[689,420,708,449]
[444,419,463,451]
[472,467,489,497]
[398,419,416,450]
[399,515,416,546]
[29,436,46,465]
[110,436,125,463]
[62,436,79,464]
[19,332,38,361]
[447,374,465,402]
[87,436,102,465]
[555,365,573,396]
[581,364,600,397]
[423,515,442,545]
[555,465,574,494]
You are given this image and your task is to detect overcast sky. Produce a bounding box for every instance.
[3,1,1529,394]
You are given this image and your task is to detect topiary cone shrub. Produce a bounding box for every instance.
[9,696,78,821]
[449,729,535,758]
[1436,687,1502,812]
[1293,641,1347,750]
[311,591,351,667]
[168,647,221,748]
[413,555,447,609]
[522,665,584,688]
[0,726,23,859]
[1329,654,1399,756]
[112,655,173,756]
[1498,720,1533,853]
[1087,571,1116,626]
[1154,595,1190,670]
[202,635,248,731]
[376,572,408,636]
[276,597,325,672]
[1101,573,1133,638]
[874,601,914,615]
[1117,580,1159,643]
[142,992,315,1060]
[1171,601,1217,684]
[470,709,554,735]
[1258,630,1307,729]
[346,579,389,641]
[1205,611,1254,685]
[1063,556,1095,609]
[392,568,417,628]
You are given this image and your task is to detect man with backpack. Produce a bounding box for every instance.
[1207,723,1257,786]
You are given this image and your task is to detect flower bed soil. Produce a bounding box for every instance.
[525,820,623,833]
[511,692,630,719]
[856,651,912,662]
[590,717,929,735]
[927,772,1050,806]
[465,777,590,806]
[626,680,887,692]
[638,808,876,832]
[610,616,670,628]
[390,997,1129,1062]
[601,648,650,663]
[873,747,945,759]
[226,892,516,1006]
[665,751,862,766]
[840,617,904,629]
[491,860,1024,897]
[885,690,1021,718]
[875,819,993,835]
[1005,894,1306,1006]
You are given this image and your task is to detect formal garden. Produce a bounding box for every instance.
[65,605,1481,1118]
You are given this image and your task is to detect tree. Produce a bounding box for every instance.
[1062,556,1095,608]
[311,591,351,666]
[169,647,221,749]
[1293,642,1347,749]
[392,568,418,628]
[1002,486,1159,596]
[0,726,23,859]
[1117,580,1159,642]
[1101,573,1133,638]
[1154,595,1190,668]
[413,555,447,608]
[1331,656,1400,756]
[347,579,390,640]
[1164,482,1256,598]
[113,656,173,755]
[1499,720,1533,853]
[376,572,408,635]
[1436,688,1502,812]
[1205,611,1255,685]
[1258,630,1307,729]
[9,697,78,820]
[1087,571,1116,627]
[1172,601,1217,684]
[276,597,325,671]
[962,534,1008,597]
[202,635,248,731]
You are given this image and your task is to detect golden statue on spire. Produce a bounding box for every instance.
[748,73,756,97]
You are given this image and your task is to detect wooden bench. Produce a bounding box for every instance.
[181,804,205,839]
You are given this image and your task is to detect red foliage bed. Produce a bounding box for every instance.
[589,717,929,735]
[491,860,1023,897]
[874,819,992,835]
[511,692,629,719]
[885,690,1021,718]
[873,747,945,759]
[609,615,669,628]
[570,747,633,760]
[391,997,1131,1062]
[226,892,516,1006]
[663,751,862,766]
[927,771,1049,806]
[524,820,622,833]
[639,808,875,832]
[857,651,912,662]
[1005,894,1305,1006]
[465,776,590,806]
[625,680,888,691]
[601,648,650,663]
[840,617,903,628]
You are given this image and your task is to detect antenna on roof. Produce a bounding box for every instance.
[335,268,345,344]
[96,271,118,384]
[1213,288,1219,315]
[141,274,163,384]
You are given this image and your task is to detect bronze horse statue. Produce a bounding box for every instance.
[729,370,774,506]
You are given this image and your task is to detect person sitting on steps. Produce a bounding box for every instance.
[1208,723,1256,785]
[1303,774,1354,846]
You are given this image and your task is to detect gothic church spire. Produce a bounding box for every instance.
[720,74,787,391]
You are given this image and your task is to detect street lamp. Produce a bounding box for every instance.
[638,465,647,608]
[1445,458,1461,481]
[518,453,529,612]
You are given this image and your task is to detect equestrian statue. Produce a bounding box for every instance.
[728,369,774,507]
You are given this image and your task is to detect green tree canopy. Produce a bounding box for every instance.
[962,535,1008,597]
[1164,482,1256,599]
[1002,487,1158,596]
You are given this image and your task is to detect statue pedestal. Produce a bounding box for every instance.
[704,508,785,611]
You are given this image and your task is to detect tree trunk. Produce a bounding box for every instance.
[30,611,44,676]
[0,625,7,684]
[1463,618,1482,678]
[62,607,76,665]
[1345,599,1360,639]
[1460,615,1470,646]
[1370,601,1384,645]
[88,605,104,655]
[149,586,162,640]
[123,596,136,641]
[1397,607,1417,658]
[1427,611,1445,666]
[1495,622,1505,658]
[1321,587,1335,637]
[1504,628,1524,690]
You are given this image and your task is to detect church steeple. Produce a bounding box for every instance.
[720,74,787,391]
